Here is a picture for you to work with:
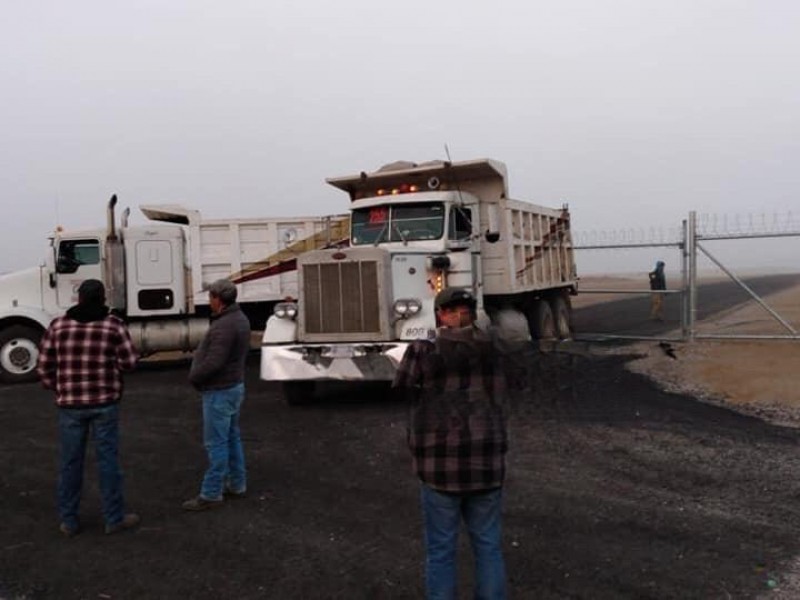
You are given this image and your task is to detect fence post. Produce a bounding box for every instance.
[687,211,697,342]
[681,218,688,340]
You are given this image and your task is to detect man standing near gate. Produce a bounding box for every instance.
[394,287,510,599]
[183,279,251,511]
[649,260,667,321]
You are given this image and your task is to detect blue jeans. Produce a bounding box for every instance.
[58,404,125,530]
[200,384,246,500]
[420,484,506,600]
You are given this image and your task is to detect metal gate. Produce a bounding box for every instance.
[573,211,800,342]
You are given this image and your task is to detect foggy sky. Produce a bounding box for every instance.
[2,0,798,275]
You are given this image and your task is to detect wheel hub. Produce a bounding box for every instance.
[9,345,32,368]
[1,338,38,375]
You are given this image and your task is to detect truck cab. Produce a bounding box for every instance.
[0,197,344,384]
[0,198,191,383]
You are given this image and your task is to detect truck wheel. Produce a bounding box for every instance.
[283,381,315,406]
[549,295,572,339]
[490,308,531,342]
[0,325,43,384]
[526,300,556,340]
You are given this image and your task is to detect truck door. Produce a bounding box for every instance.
[55,238,102,309]
[446,205,481,292]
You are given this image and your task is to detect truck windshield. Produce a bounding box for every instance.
[351,202,444,245]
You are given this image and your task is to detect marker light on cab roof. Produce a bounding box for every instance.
[375,183,421,197]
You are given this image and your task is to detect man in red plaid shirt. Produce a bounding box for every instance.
[394,287,511,599]
[37,279,140,537]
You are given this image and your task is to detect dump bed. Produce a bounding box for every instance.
[140,205,348,308]
[480,198,577,296]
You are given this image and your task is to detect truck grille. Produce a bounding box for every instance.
[303,260,381,334]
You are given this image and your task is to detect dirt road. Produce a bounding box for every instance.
[2,347,800,599]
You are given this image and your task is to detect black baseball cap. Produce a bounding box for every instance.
[434,287,476,310]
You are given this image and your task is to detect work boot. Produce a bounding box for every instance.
[182,495,224,511]
[105,513,141,535]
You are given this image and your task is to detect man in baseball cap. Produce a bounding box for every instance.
[394,286,509,597]
[433,287,477,329]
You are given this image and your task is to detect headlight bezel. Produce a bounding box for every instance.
[274,301,299,320]
[393,298,422,318]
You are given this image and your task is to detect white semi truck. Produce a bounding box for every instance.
[0,197,346,383]
[261,158,578,403]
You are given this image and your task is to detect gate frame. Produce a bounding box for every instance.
[575,211,800,342]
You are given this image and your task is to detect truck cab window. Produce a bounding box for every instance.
[448,207,473,240]
[351,203,444,245]
[57,239,100,273]
[392,203,443,241]
[351,207,390,245]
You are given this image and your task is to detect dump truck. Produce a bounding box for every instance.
[0,197,346,383]
[260,158,578,403]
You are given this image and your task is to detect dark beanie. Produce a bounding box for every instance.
[78,279,106,304]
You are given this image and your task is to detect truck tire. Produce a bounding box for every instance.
[490,308,531,342]
[283,381,315,406]
[526,300,556,340]
[0,325,43,384]
[549,295,572,339]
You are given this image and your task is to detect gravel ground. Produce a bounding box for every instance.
[3,347,800,599]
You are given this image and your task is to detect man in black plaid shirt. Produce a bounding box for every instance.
[394,287,510,599]
[37,279,140,538]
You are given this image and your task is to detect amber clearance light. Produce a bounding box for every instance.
[376,183,420,196]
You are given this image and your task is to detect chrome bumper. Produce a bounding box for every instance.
[260,342,409,382]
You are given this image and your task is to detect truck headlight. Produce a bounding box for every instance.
[274,302,298,319]
[393,298,422,317]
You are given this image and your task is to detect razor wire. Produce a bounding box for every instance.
[572,210,800,249]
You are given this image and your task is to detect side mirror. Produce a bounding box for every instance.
[485,230,500,244]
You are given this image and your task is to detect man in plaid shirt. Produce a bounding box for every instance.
[394,287,511,599]
[37,279,140,537]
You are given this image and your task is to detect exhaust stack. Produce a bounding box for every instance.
[104,194,126,311]
[107,194,118,240]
